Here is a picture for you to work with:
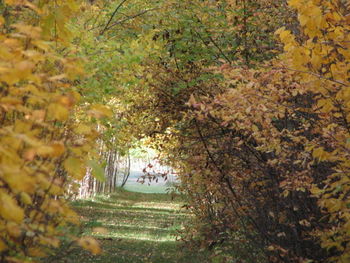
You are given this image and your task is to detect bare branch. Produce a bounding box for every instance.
[105,8,158,31]
[100,0,129,35]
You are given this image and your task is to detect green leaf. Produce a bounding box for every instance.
[88,160,105,182]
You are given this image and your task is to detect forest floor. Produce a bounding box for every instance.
[55,188,210,263]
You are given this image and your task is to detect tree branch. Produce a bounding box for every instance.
[273,67,349,87]
[100,0,129,35]
[104,8,158,31]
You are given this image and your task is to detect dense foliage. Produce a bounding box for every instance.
[114,0,350,262]
[0,0,107,261]
[1,0,349,262]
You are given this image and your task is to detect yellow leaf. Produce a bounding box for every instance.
[188,94,197,106]
[77,237,101,255]
[311,53,322,70]
[310,185,323,196]
[89,104,113,118]
[48,74,67,82]
[28,247,46,257]
[64,157,86,180]
[64,207,79,225]
[32,110,46,122]
[288,0,302,8]
[47,103,69,121]
[74,124,92,135]
[15,61,35,79]
[20,192,32,205]
[13,23,42,39]
[0,16,4,26]
[267,245,275,251]
[32,40,51,51]
[279,30,291,42]
[4,172,36,194]
[43,200,62,214]
[50,142,65,157]
[312,147,330,161]
[0,97,22,106]
[1,165,36,193]
[299,14,308,27]
[23,148,36,161]
[36,145,54,156]
[317,99,334,112]
[70,90,81,103]
[325,198,342,213]
[4,0,16,5]
[0,191,25,223]
[23,1,42,14]
[252,125,259,133]
[39,236,60,248]
[0,239,7,252]
[299,219,311,227]
[6,222,21,238]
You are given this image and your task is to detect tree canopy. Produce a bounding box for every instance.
[0,0,350,262]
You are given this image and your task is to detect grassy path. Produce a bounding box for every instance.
[60,189,209,263]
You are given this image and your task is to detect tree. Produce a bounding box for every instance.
[0,1,103,260]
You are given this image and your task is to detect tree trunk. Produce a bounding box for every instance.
[121,151,131,187]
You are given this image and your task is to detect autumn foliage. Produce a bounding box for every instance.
[1,0,350,262]
[117,0,350,262]
[182,1,350,262]
[0,1,103,261]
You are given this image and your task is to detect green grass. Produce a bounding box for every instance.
[124,183,168,194]
[56,188,210,263]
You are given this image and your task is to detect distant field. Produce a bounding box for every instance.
[121,170,177,194]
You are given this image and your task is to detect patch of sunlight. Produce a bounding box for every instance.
[108,232,177,242]
[92,208,181,217]
[82,200,182,214]
[90,233,177,242]
[91,199,134,207]
[103,223,173,230]
[132,201,182,210]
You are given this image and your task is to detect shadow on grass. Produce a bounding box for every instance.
[60,238,210,263]
[73,200,186,215]
[56,188,210,263]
